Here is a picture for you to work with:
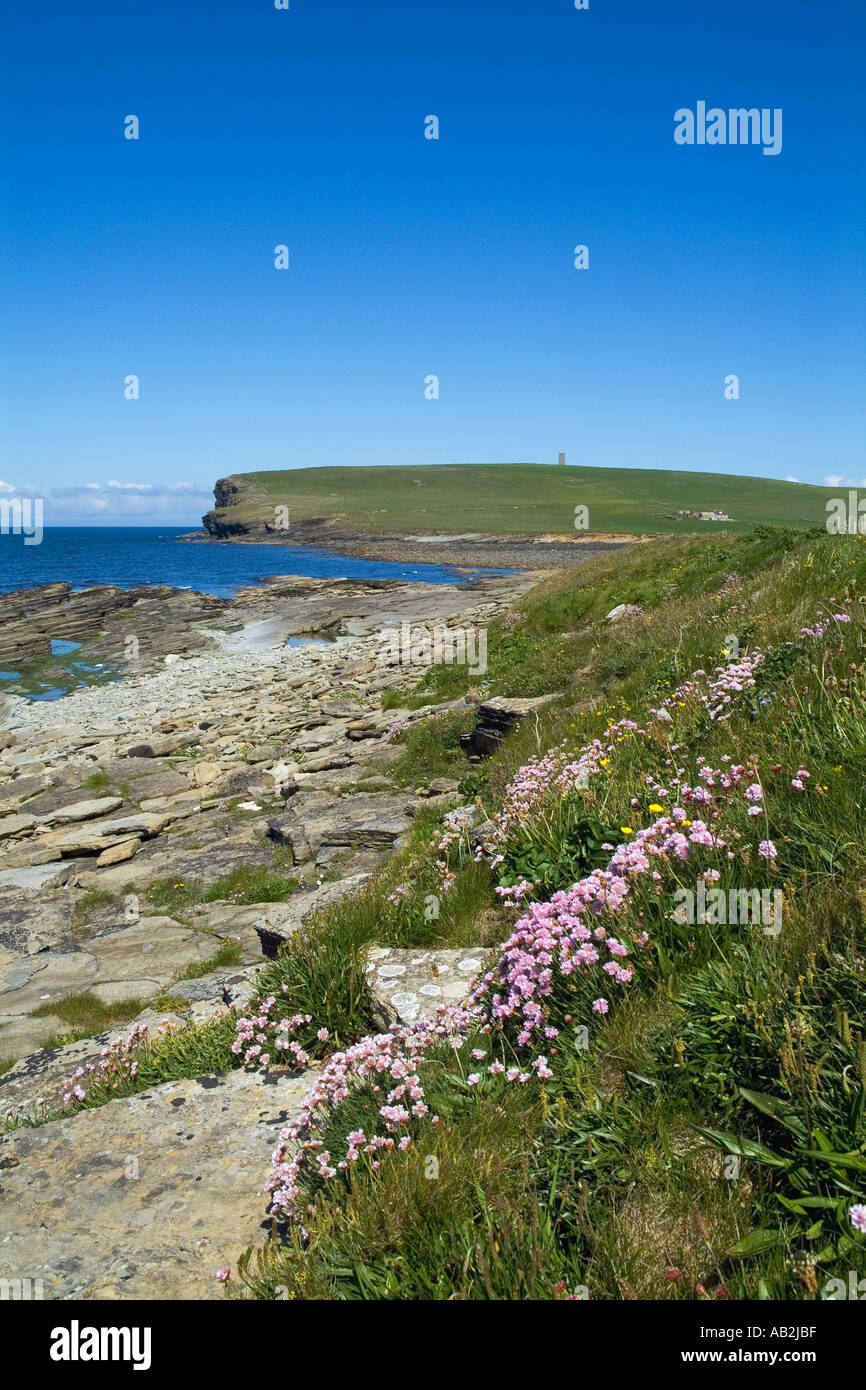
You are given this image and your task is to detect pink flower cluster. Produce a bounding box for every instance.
[232,995,312,1069]
[650,652,764,724]
[470,807,733,1045]
[799,611,852,641]
[267,1004,475,1214]
[57,1021,173,1110]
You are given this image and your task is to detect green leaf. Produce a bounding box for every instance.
[782,1195,841,1210]
[726,1228,782,1258]
[799,1149,866,1171]
[776,1195,808,1216]
[694,1124,789,1168]
[738,1088,808,1138]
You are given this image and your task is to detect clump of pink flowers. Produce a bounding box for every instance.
[233,998,312,1068]
[267,1004,474,1214]
[59,1022,168,1109]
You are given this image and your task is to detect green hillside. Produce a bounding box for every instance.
[220,463,838,536]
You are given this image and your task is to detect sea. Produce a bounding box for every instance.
[0,527,507,599]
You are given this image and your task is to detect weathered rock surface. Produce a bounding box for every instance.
[0,1067,317,1300]
[366,946,488,1026]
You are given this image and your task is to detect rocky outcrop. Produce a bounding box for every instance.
[0,565,554,1302]
[0,582,229,672]
[461,694,559,757]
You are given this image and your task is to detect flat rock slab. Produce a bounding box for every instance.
[41,796,125,823]
[0,862,74,892]
[0,895,72,953]
[0,813,37,840]
[0,917,219,1019]
[0,1066,317,1299]
[366,946,489,1026]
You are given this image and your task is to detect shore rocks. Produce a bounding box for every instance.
[0,563,558,1301]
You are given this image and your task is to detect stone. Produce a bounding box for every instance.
[265,816,311,863]
[443,803,484,832]
[0,1013,68,1061]
[298,752,354,773]
[0,843,64,869]
[193,761,224,787]
[130,770,191,799]
[460,694,558,758]
[293,726,345,752]
[0,894,72,954]
[421,777,461,796]
[85,918,219,984]
[0,951,100,1016]
[96,837,141,867]
[89,979,163,1005]
[253,874,370,955]
[0,813,37,840]
[42,796,124,824]
[365,946,488,1026]
[0,863,73,891]
[0,1067,317,1299]
[298,793,414,853]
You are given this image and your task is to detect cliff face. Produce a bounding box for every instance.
[202,476,258,537]
[203,476,331,543]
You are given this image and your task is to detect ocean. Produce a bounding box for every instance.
[0,527,505,599]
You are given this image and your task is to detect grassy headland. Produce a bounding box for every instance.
[203,463,838,540]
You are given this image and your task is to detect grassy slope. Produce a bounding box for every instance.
[219,463,838,536]
[13,525,866,1301]
[235,525,866,1300]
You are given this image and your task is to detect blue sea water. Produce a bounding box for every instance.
[0,527,507,599]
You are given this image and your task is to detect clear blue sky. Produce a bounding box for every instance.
[1,0,864,523]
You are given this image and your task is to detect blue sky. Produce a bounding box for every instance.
[1,0,864,524]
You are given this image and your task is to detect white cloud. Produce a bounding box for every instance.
[824,474,849,488]
[0,480,213,519]
[785,475,799,483]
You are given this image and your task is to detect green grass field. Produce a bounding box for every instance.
[217,463,840,536]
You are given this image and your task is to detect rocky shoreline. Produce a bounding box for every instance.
[0,566,551,1297]
[189,513,635,570]
[0,570,535,701]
